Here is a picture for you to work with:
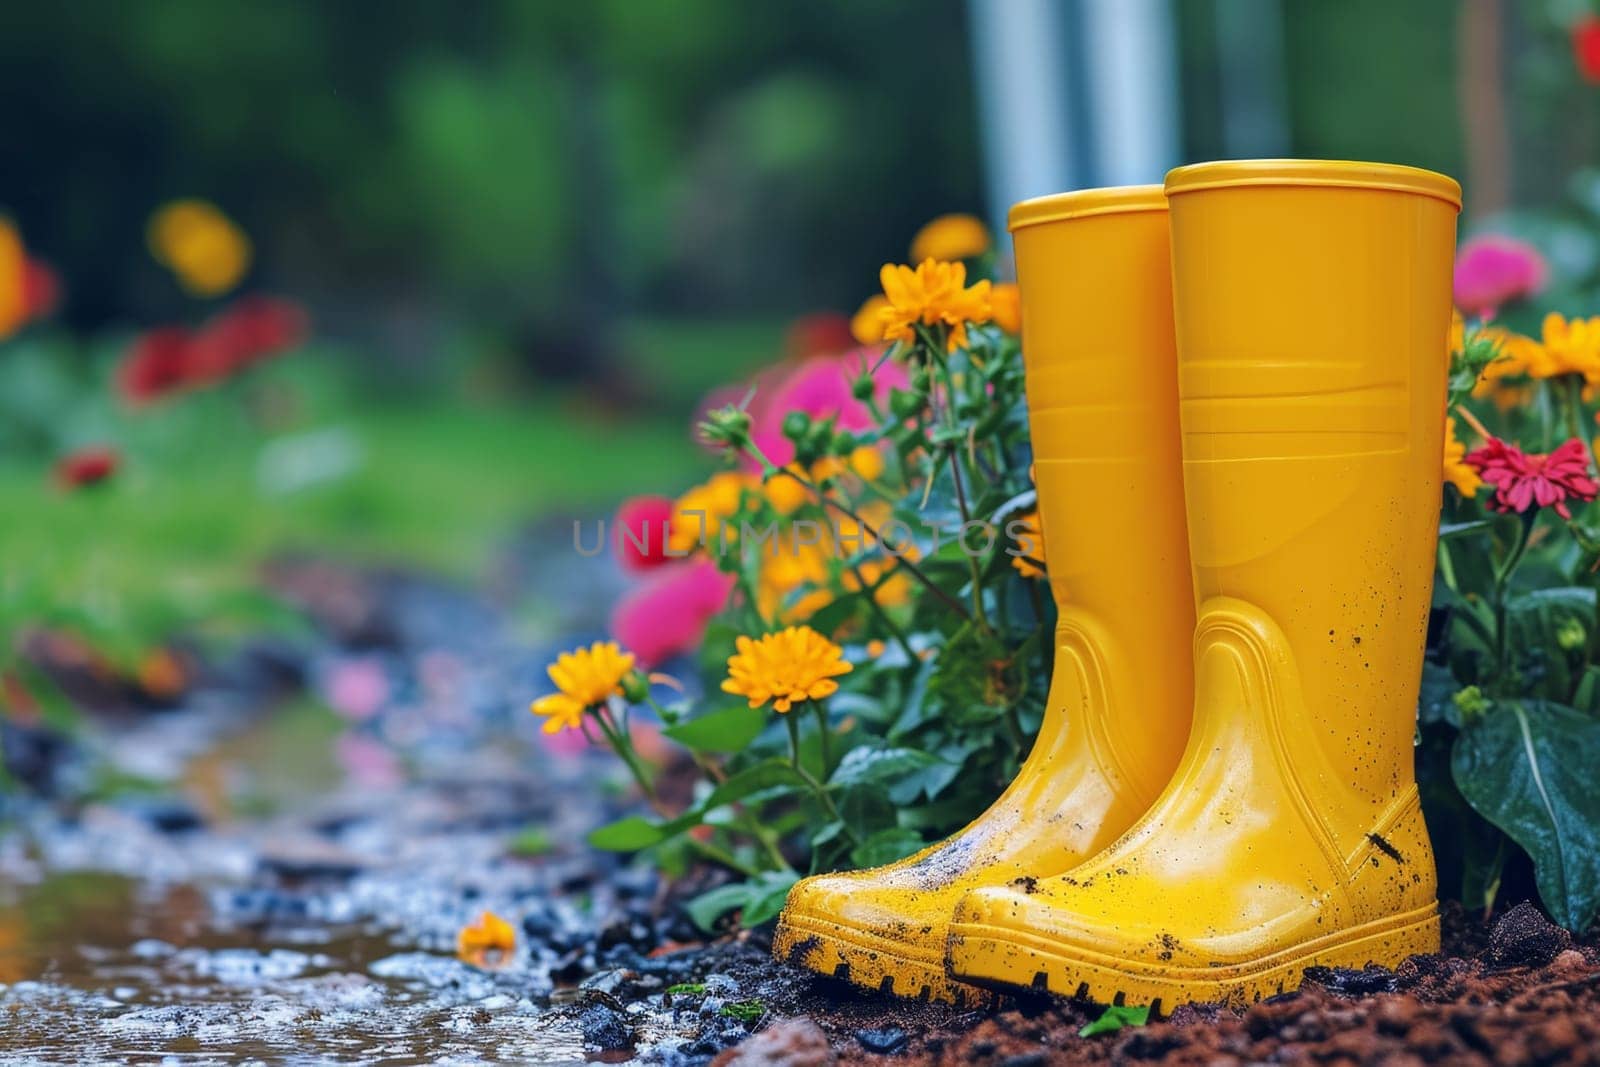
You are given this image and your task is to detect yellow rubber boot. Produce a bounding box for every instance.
[772,187,1195,1004]
[947,160,1461,1010]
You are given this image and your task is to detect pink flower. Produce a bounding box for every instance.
[615,495,676,573]
[609,558,734,668]
[1453,236,1548,319]
[334,732,402,788]
[322,657,390,721]
[1465,437,1598,519]
[747,349,909,469]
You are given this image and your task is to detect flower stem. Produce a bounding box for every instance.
[846,559,917,663]
[812,701,833,773]
[766,466,973,623]
[1564,375,1595,469]
[595,709,659,805]
[1491,511,1537,686]
[785,713,856,845]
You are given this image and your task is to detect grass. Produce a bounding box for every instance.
[0,317,786,665]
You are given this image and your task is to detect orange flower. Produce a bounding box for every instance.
[875,259,993,351]
[0,219,24,339]
[1525,312,1600,382]
[669,471,750,553]
[148,200,252,297]
[990,282,1021,335]
[909,214,990,263]
[850,294,892,346]
[1443,416,1482,497]
[1009,509,1047,579]
[457,910,516,968]
[722,625,853,713]
[530,641,637,734]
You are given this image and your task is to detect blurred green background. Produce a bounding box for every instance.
[1,0,1596,666]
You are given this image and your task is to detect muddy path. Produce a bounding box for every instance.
[2,547,1597,1065]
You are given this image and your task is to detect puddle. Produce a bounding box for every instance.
[0,871,596,1065]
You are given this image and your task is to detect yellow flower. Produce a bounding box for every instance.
[876,259,993,351]
[1470,327,1538,402]
[848,444,884,481]
[530,641,636,734]
[1448,309,1464,365]
[457,910,516,968]
[756,535,834,622]
[910,213,990,263]
[669,471,749,552]
[763,466,810,515]
[1443,416,1482,497]
[851,294,891,345]
[722,625,853,713]
[990,282,1021,335]
[0,219,23,339]
[147,199,252,297]
[1526,311,1600,381]
[1010,509,1047,579]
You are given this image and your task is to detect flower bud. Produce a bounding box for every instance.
[850,374,875,402]
[620,671,651,705]
[782,411,811,441]
[888,388,923,420]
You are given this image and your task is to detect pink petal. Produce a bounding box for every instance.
[609,558,735,668]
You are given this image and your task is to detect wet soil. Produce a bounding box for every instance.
[3,549,1597,1064]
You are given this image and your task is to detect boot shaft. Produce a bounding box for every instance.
[1011,187,1196,793]
[1164,160,1460,821]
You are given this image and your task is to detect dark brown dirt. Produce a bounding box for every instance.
[743,902,1600,1066]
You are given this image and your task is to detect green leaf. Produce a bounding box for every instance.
[1438,519,1493,541]
[1079,1004,1150,1037]
[720,1000,766,1022]
[684,883,754,932]
[1452,700,1600,930]
[703,759,808,809]
[507,827,552,857]
[1505,588,1595,701]
[665,983,706,996]
[740,871,799,926]
[588,814,689,851]
[828,746,944,803]
[1417,662,1462,727]
[663,702,768,754]
[684,871,798,932]
[849,827,926,867]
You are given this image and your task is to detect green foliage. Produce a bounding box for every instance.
[1425,317,1600,932]
[584,254,1052,924]
[1079,1004,1150,1038]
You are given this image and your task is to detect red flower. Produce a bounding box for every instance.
[22,258,59,321]
[117,327,195,405]
[55,446,119,489]
[115,296,309,406]
[615,495,676,573]
[1575,16,1600,83]
[1464,437,1598,519]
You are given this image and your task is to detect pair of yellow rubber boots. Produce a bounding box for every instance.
[773,159,1461,1011]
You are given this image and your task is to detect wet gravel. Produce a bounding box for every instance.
[2,551,1597,1065]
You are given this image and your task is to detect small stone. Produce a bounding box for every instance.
[1484,902,1570,968]
[580,1004,633,1051]
[855,1027,909,1054]
[711,1017,835,1066]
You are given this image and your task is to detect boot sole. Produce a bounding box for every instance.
[774,911,999,1007]
[947,902,1438,1010]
